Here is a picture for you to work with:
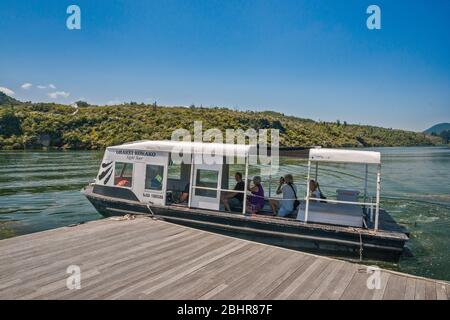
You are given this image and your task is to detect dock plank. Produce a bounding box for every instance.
[18,231,205,299]
[371,271,390,300]
[425,281,437,300]
[414,280,426,300]
[190,247,282,300]
[253,254,312,299]
[0,224,188,298]
[340,269,376,300]
[383,274,407,300]
[262,256,317,299]
[157,245,265,299]
[404,278,416,300]
[284,260,335,299]
[436,283,447,300]
[310,262,358,300]
[0,217,448,300]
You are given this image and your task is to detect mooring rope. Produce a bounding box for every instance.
[146,204,155,217]
[359,232,364,262]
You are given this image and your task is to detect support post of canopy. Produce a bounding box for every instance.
[315,162,319,182]
[374,164,381,231]
[242,153,249,215]
[268,163,272,198]
[304,160,312,223]
[188,153,195,209]
[363,164,368,209]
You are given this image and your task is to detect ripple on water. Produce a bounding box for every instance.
[0,151,103,237]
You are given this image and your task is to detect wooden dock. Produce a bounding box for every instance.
[0,217,448,300]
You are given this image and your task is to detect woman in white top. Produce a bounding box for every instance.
[309,179,321,200]
[269,174,298,217]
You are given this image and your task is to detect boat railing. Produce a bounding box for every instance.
[191,185,246,194]
[191,185,376,215]
[258,178,374,198]
[301,197,375,207]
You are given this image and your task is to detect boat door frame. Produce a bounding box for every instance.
[187,151,249,214]
[139,152,169,206]
[188,156,223,211]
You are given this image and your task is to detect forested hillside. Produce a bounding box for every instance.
[0,93,440,150]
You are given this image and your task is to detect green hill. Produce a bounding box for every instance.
[424,123,450,135]
[0,97,440,150]
[0,92,22,106]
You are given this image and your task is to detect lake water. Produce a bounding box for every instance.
[1,147,449,281]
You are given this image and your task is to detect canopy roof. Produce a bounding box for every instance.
[309,148,381,164]
[108,140,256,157]
[108,141,380,164]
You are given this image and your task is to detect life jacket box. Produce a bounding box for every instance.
[336,189,360,203]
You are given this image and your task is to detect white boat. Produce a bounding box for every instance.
[82,140,409,261]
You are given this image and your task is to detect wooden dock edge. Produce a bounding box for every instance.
[0,216,448,300]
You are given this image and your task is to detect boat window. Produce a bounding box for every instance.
[168,161,182,180]
[145,164,165,191]
[195,169,218,198]
[114,162,133,187]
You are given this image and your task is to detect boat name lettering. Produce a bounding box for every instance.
[114,150,156,157]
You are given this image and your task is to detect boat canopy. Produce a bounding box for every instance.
[98,140,384,231]
[309,148,381,165]
[109,140,257,157]
[304,148,382,230]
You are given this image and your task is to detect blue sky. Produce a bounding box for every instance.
[0,0,449,131]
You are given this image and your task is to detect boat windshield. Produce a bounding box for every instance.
[114,162,133,187]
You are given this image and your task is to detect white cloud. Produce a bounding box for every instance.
[48,91,70,99]
[0,87,15,96]
[36,84,58,90]
[21,83,33,90]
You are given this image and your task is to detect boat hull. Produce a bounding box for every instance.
[82,186,408,262]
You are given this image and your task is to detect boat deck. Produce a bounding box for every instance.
[0,217,447,300]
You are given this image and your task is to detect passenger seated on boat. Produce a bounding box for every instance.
[246,176,265,215]
[178,183,190,203]
[116,178,131,187]
[309,180,326,201]
[309,180,320,199]
[269,174,298,217]
[221,172,245,212]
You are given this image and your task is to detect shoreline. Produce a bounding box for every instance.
[0,144,447,152]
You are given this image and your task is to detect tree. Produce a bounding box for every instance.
[75,101,89,108]
[0,109,22,137]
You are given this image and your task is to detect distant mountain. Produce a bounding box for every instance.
[0,92,22,106]
[424,123,450,135]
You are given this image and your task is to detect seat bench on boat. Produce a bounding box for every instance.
[296,201,364,228]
